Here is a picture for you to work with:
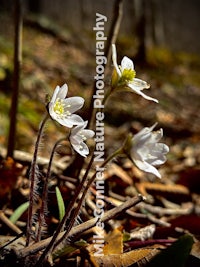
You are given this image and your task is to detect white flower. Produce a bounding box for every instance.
[69,121,94,157]
[112,44,158,103]
[48,84,84,128]
[130,124,169,178]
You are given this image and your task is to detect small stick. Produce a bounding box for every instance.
[0,211,22,235]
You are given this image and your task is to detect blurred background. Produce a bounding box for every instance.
[1,0,200,53]
[0,0,200,161]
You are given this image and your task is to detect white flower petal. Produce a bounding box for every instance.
[79,142,90,157]
[71,139,89,157]
[48,102,56,118]
[50,85,60,104]
[81,129,95,139]
[131,78,150,89]
[70,126,82,137]
[69,121,94,157]
[147,155,167,166]
[128,82,158,103]
[64,114,84,128]
[148,129,163,143]
[63,97,84,114]
[133,159,161,178]
[121,56,134,72]
[132,124,157,147]
[57,83,68,99]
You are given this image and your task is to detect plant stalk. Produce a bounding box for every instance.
[26,114,49,246]
[7,0,23,158]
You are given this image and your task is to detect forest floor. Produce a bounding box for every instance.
[0,15,200,266]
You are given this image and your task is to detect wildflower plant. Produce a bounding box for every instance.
[21,39,170,265]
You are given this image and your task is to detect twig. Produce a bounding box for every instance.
[0,233,24,253]
[89,188,171,227]
[124,239,175,251]
[0,147,68,170]
[7,0,23,157]
[104,0,124,68]
[88,0,124,128]
[15,195,145,260]
[0,211,22,235]
[137,202,193,216]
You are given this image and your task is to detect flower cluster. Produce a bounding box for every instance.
[48,45,169,177]
[48,83,94,157]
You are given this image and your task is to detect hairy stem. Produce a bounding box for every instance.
[35,150,96,265]
[36,137,66,242]
[26,114,49,246]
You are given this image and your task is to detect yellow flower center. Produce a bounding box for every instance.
[120,68,136,84]
[53,98,71,116]
[54,99,64,115]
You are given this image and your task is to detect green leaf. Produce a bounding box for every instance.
[9,201,29,224]
[55,186,65,221]
[148,234,194,267]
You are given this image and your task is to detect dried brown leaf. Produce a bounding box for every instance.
[90,246,160,267]
[104,228,123,255]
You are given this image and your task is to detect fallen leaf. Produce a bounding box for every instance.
[104,228,123,255]
[91,246,160,267]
